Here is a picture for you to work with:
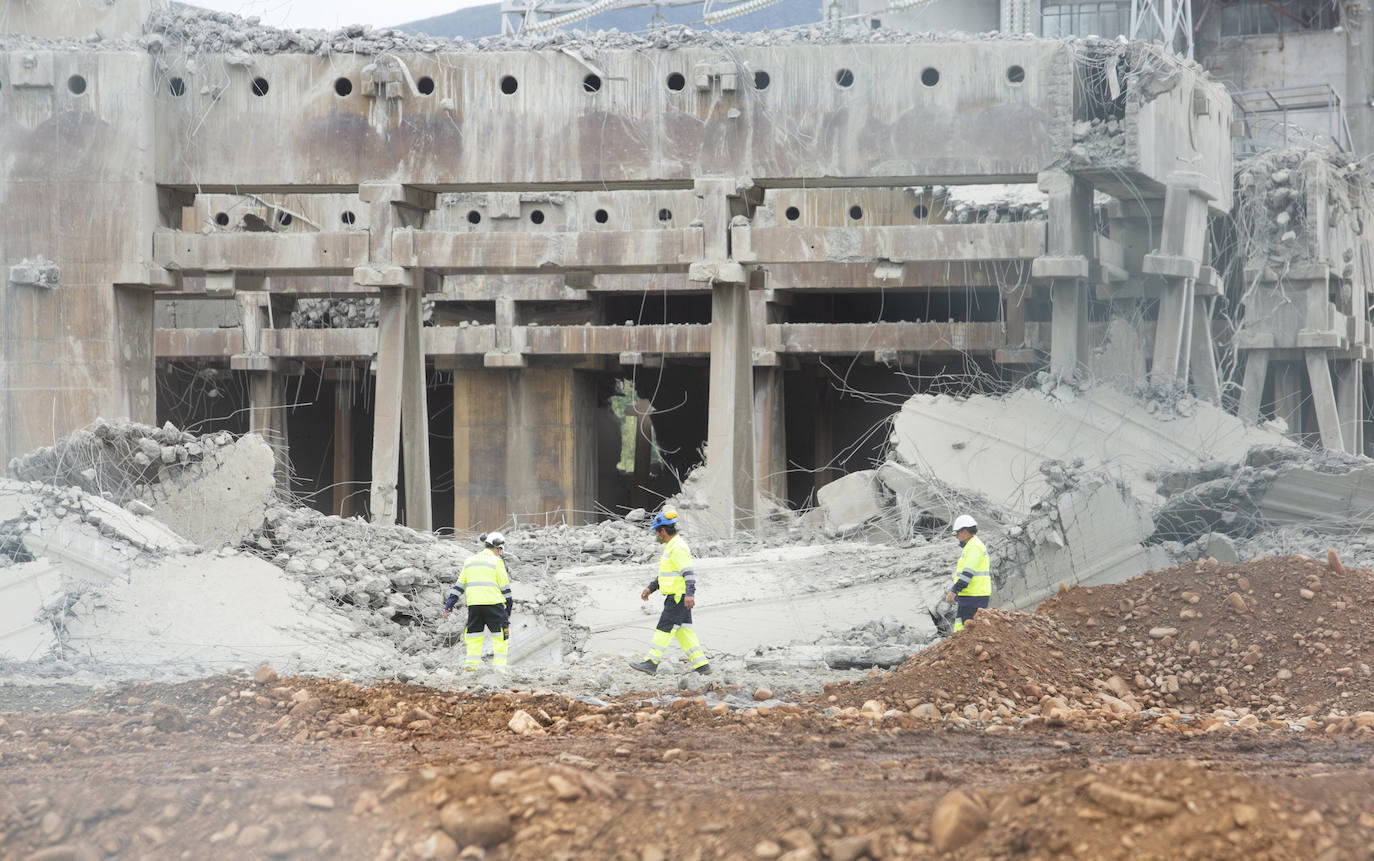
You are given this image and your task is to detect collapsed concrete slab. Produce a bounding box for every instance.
[562,542,948,661]
[887,385,1292,520]
[60,552,399,677]
[1000,478,1170,610]
[0,560,62,661]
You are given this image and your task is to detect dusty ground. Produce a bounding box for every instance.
[4,554,1374,861]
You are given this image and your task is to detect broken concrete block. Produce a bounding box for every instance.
[817,470,885,533]
[138,434,276,549]
[7,256,60,289]
[1202,532,1239,564]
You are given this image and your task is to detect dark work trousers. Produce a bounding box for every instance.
[655,595,692,632]
[956,595,990,626]
[466,604,510,637]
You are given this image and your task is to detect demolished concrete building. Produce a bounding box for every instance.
[6,1,1374,690]
[3,0,1258,538]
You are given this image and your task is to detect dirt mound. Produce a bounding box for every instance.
[833,554,1374,722]
[956,760,1372,860]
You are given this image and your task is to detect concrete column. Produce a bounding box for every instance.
[753,366,787,503]
[1238,352,1270,425]
[247,370,289,486]
[1036,170,1093,378]
[693,177,756,534]
[1188,295,1222,404]
[1146,174,1212,388]
[332,372,355,518]
[1049,280,1090,377]
[452,368,596,531]
[1334,359,1363,455]
[370,289,407,525]
[1306,353,1345,452]
[358,182,435,530]
[400,285,432,531]
[707,281,757,532]
[1274,361,1304,438]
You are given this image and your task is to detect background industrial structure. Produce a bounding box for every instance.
[2,0,1370,536]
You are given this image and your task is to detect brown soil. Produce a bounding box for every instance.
[833,554,1374,726]
[3,555,1374,861]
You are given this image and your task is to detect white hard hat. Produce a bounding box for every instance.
[481,531,506,548]
[951,515,977,533]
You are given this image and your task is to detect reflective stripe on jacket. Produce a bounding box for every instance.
[457,548,511,606]
[953,535,991,598]
[656,534,693,599]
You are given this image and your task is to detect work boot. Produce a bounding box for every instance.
[628,660,659,675]
[693,664,712,675]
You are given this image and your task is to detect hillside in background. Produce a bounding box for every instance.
[395,0,823,40]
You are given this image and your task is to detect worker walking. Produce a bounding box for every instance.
[443,531,513,672]
[944,514,990,633]
[629,509,711,675]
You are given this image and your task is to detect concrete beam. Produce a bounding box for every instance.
[153,232,370,276]
[736,222,1047,264]
[1306,352,1345,452]
[394,227,704,273]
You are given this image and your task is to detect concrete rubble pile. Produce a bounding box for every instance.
[8,419,276,550]
[1234,148,1367,265]
[292,297,436,329]
[0,425,953,690]
[1155,444,1374,569]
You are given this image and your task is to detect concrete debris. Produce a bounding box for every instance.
[1235,148,1367,266]
[1000,477,1169,610]
[887,385,1291,522]
[8,420,276,548]
[1153,444,1371,542]
[816,470,886,533]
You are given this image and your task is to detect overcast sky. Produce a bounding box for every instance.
[187,0,489,30]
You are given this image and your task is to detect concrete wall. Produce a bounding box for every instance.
[1,52,160,464]
[0,0,158,40]
[154,42,1075,187]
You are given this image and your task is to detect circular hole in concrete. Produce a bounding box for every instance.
[753,70,770,90]
[849,204,864,220]
[214,212,230,226]
[920,67,939,87]
[913,204,929,219]
[417,76,435,95]
[67,75,87,95]
[784,206,800,221]
[594,209,609,224]
[277,212,293,227]
[530,209,545,224]
[169,77,186,97]
[467,210,482,224]
[835,68,854,88]
[666,72,686,91]
[500,75,518,95]
[658,208,672,222]
[583,74,602,93]
[334,77,353,97]
[1007,65,1025,84]
[251,76,269,96]
[341,211,357,225]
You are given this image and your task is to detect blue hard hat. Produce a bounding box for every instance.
[650,509,679,530]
